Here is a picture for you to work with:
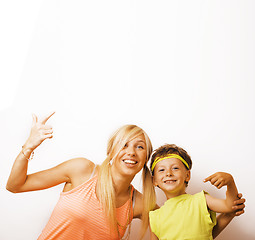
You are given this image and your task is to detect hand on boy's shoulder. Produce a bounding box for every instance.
[204,172,234,189]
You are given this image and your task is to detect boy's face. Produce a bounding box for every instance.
[153,158,190,199]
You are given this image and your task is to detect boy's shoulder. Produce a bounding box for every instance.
[187,191,209,204]
[150,191,206,215]
[192,190,207,198]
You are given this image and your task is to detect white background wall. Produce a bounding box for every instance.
[1,1,254,239]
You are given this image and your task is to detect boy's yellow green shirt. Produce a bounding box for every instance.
[149,191,216,240]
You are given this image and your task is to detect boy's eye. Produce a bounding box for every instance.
[158,169,164,172]
[173,167,179,170]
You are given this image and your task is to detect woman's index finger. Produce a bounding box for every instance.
[32,114,38,125]
[41,111,55,124]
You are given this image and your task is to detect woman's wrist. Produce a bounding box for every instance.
[22,140,36,152]
[223,212,235,219]
[21,145,35,161]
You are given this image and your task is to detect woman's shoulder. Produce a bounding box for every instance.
[65,157,96,179]
[67,157,95,167]
[61,158,98,191]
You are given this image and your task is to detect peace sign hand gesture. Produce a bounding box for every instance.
[23,112,55,151]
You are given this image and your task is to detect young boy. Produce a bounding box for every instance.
[149,144,238,240]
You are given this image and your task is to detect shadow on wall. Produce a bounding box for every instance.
[129,177,253,240]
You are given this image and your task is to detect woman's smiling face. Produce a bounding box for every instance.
[112,134,147,177]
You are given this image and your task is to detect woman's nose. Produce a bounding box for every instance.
[126,146,135,156]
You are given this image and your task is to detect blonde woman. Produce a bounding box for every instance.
[6,112,245,240]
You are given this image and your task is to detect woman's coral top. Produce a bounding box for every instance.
[37,173,134,240]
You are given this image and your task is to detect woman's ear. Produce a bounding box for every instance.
[108,159,113,165]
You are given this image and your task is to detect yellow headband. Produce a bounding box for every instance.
[151,154,190,172]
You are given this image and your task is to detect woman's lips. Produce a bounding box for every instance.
[122,159,138,165]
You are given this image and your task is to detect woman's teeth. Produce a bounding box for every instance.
[164,180,176,183]
[124,160,136,164]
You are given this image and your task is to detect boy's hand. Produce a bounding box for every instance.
[204,172,234,189]
[233,193,246,216]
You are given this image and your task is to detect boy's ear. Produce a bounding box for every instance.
[152,176,159,187]
[186,170,191,182]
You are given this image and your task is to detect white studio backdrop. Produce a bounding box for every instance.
[1,1,254,239]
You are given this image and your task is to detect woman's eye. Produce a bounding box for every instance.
[137,145,144,149]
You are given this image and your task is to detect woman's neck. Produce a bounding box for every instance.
[110,167,134,197]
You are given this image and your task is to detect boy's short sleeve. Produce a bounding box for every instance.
[149,210,158,236]
[202,191,217,227]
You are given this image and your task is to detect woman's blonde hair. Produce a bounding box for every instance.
[97,124,156,238]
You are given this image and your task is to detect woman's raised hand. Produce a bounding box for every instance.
[23,112,55,151]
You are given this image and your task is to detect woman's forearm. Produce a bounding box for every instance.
[212,213,235,239]
[6,147,33,192]
[7,112,54,192]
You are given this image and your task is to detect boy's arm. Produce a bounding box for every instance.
[204,172,238,213]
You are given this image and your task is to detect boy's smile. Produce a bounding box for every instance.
[153,157,190,199]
